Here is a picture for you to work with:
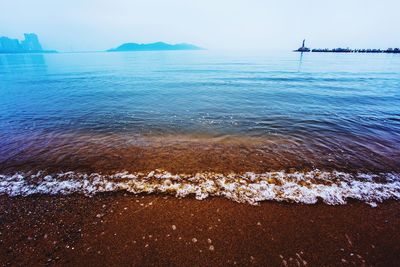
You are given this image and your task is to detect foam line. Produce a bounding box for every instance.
[1,170,399,207]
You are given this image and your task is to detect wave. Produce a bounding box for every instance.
[1,170,399,207]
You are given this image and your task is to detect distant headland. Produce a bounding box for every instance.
[107,42,203,52]
[0,33,57,54]
[294,39,399,54]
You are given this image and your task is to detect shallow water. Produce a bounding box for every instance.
[1,51,399,204]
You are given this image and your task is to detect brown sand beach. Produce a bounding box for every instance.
[0,195,399,266]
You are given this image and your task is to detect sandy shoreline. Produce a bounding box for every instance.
[0,194,399,266]
[1,139,399,265]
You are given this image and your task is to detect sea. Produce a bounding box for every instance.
[0,50,399,206]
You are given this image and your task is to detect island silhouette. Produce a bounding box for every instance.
[107,42,203,52]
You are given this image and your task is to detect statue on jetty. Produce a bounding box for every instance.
[294,39,311,52]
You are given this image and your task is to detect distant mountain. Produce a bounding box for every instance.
[0,33,57,54]
[107,42,203,52]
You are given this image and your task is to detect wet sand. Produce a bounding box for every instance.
[1,133,399,174]
[0,194,399,266]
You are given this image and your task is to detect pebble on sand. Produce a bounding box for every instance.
[172,225,177,230]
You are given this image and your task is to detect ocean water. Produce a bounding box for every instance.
[0,51,399,205]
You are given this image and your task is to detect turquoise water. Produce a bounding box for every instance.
[0,51,400,173]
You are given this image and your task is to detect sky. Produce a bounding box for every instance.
[1,0,399,52]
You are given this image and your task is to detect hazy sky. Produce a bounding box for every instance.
[1,0,399,52]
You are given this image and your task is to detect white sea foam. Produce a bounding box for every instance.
[0,170,399,206]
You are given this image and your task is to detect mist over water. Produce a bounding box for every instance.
[2,0,400,51]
